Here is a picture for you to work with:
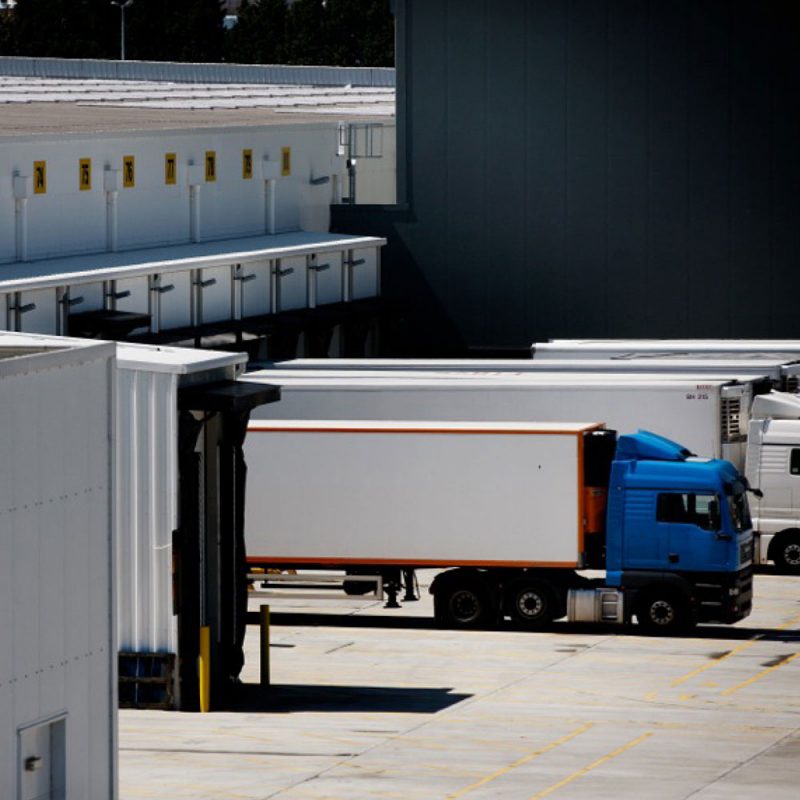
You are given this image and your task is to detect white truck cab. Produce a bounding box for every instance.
[746,393,800,569]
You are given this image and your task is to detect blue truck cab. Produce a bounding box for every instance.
[604,431,753,631]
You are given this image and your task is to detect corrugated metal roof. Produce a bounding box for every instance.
[0,57,395,87]
[0,74,395,135]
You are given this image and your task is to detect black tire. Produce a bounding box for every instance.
[506,580,558,629]
[435,579,493,629]
[773,533,800,573]
[635,590,693,635]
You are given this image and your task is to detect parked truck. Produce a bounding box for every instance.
[244,420,753,633]
[246,369,800,571]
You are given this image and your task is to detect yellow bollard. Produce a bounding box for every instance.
[199,626,211,712]
[260,604,270,687]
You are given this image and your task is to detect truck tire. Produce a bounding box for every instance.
[435,578,493,629]
[506,580,557,629]
[772,533,800,573]
[635,590,693,635]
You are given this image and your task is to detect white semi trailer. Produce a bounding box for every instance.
[246,369,800,571]
[259,356,800,392]
[244,420,754,632]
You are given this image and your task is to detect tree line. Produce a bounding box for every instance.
[0,0,394,67]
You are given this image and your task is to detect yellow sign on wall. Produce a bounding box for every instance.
[33,161,47,194]
[242,149,253,180]
[123,155,135,188]
[165,153,177,185]
[281,147,291,176]
[205,150,216,182]
[79,158,92,191]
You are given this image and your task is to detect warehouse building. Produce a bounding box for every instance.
[0,60,394,358]
[335,0,800,354]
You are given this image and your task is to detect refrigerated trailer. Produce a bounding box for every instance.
[244,421,753,632]
[246,369,800,571]
[247,371,763,464]
[262,357,800,392]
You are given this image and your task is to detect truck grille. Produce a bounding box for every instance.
[740,539,754,564]
[786,376,800,393]
[721,397,743,443]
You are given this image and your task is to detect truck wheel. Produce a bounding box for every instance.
[635,591,692,635]
[773,534,800,573]
[507,580,557,629]
[436,580,493,629]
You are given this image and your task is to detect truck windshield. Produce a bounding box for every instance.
[727,492,751,533]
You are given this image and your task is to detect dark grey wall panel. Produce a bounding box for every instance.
[335,0,800,354]
[606,0,648,333]
[523,0,568,340]
[484,0,528,345]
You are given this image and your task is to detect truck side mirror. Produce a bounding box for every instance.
[708,499,721,531]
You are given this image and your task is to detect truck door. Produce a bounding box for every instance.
[756,444,793,526]
[656,492,729,570]
[621,490,669,569]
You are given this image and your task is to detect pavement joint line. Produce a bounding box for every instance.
[443,723,594,799]
[720,651,800,696]
[529,731,654,799]
[679,726,800,800]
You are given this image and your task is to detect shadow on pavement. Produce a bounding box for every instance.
[248,611,800,643]
[229,682,471,714]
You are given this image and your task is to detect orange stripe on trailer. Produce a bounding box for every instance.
[246,556,580,568]
[247,423,606,436]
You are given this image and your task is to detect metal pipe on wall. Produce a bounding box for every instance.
[12,175,31,262]
[14,197,27,262]
[264,179,276,235]
[104,169,121,252]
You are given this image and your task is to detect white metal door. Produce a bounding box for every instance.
[18,717,65,800]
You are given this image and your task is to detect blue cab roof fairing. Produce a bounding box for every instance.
[615,429,694,462]
[614,429,742,492]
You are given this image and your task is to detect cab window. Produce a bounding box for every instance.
[657,493,720,531]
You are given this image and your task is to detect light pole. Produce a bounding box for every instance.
[110,0,133,61]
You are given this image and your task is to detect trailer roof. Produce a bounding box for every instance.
[248,420,605,435]
[268,357,800,375]
[246,370,751,389]
[535,340,800,356]
[0,331,245,375]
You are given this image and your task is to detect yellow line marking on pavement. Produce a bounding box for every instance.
[679,694,694,702]
[445,723,593,799]
[721,651,800,696]
[664,610,800,693]
[669,636,763,687]
[529,732,654,799]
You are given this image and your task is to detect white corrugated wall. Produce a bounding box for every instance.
[0,344,116,800]
[116,366,179,655]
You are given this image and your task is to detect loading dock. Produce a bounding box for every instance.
[0,332,280,711]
